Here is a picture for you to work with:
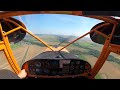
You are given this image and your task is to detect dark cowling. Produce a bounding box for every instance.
[0,17,26,43]
[83,11,120,17]
[90,20,120,45]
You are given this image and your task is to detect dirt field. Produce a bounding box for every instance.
[85,55,120,79]
[1,44,120,79]
[0,45,46,71]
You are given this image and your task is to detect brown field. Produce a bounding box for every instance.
[0,45,46,71]
[84,54,120,79]
[0,43,120,79]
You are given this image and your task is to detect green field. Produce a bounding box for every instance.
[22,34,120,64]
[95,73,102,79]
[10,34,120,79]
[10,43,22,50]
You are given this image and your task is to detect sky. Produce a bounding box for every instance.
[13,14,103,37]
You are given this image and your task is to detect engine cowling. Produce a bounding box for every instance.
[90,19,120,45]
[0,17,26,43]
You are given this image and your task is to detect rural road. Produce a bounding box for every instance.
[0,45,46,71]
[1,45,120,79]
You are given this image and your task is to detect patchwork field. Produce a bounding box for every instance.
[0,34,120,79]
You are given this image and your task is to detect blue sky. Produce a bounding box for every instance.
[14,14,103,37]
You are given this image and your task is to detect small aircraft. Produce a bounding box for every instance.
[0,11,120,79]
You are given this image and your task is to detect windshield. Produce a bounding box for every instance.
[2,14,120,79]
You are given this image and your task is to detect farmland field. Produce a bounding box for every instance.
[0,34,120,79]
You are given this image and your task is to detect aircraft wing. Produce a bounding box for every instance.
[0,11,120,19]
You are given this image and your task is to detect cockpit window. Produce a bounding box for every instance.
[1,14,118,79]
